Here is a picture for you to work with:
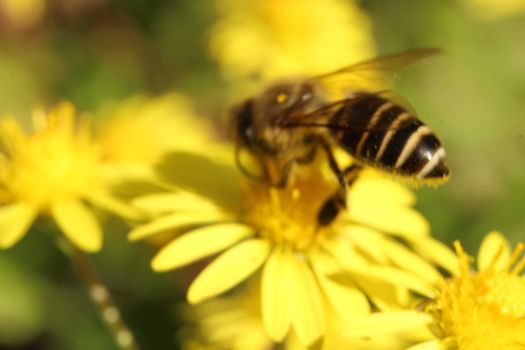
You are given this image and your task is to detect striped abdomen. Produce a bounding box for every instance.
[330,95,449,183]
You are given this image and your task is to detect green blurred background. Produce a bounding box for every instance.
[0,0,524,349]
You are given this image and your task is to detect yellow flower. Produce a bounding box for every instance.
[0,0,45,30]
[95,93,233,202]
[344,231,525,350]
[129,133,456,346]
[97,93,213,169]
[0,102,138,252]
[180,284,415,350]
[209,0,375,81]
[179,284,271,350]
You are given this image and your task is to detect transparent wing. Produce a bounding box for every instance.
[312,48,442,97]
[279,94,417,133]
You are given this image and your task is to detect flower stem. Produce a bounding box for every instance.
[67,244,140,350]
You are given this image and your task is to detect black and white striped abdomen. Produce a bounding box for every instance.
[331,95,449,183]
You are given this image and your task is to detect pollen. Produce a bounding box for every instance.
[484,274,525,318]
[241,166,337,251]
[0,103,100,208]
[431,241,525,350]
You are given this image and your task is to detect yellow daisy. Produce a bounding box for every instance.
[345,231,525,350]
[0,102,139,252]
[129,137,456,346]
[209,0,375,81]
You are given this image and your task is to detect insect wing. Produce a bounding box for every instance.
[313,48,441,96]
[280,94,415,133]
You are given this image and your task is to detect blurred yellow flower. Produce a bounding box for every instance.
[0,102,138,252]
[0,0,45,30]
[129,132,456,346]
[209,0,375,81]
[180,285,271,350]
[345,231,525,350]
[96,93,217,188]
[180,284,416,350]
[97,93,213,169]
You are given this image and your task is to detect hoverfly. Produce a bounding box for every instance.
[232,49,449,226]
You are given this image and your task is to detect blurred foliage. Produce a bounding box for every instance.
[0,0,524,348]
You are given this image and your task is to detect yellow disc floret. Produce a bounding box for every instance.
[433,241,525,350]
[242,166,336,251]
[0,102,100,208]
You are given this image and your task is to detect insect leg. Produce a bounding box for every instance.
[272,145,318,188]
[272,160,294,188]
[318,163,362,226]
[295,145,318,165]
[316,140,349,226]
[343,164,362,185]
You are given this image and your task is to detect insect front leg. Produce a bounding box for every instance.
[272,160,294,188]
[272,145,318,188]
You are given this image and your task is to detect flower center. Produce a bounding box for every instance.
[483,274,525,318]
[434,243,525,350]
[241,166,337,251]
[1,104,100,207]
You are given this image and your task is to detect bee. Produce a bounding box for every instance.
[232,49,449,226]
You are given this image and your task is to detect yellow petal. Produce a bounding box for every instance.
[321,238,370,271]
[155,151,243,211]
[0,202,37,248]
[262,249,291,342]
[343,311,432,338]
[406,340,441,350]
[287,253,325,346]
[151,223,255,271]
[477,230,510,272]
[379,266,434,298]
[51,199,103,252]
[323,238,427,303]
[350,171,416,206]
[381,239,441,285]
[187,239,270,304]
[132,191,221,215]
[361,266,434,298]
[340,225,389,263]
[0,117,28,154]
[128,210,227,241]
[348,201,429,238]
[412,237,459,276]
[88,190,143,220]
[310,250,370,322]
[48,101,75,134]
[353,274,408,311]
[97,162,156,183]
